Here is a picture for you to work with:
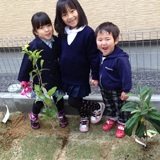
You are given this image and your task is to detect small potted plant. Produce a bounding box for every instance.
[121,82,160,147]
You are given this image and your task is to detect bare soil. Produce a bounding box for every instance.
[0,112,160,160]
[0,112,70,153]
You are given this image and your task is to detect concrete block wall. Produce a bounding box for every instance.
[0,93,160,115]
[0,0,160,38]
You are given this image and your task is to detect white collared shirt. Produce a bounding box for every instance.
[65,26,85,45]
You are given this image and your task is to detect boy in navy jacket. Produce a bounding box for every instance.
[95,22,132,138]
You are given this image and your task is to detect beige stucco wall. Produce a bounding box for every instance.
[1,0,160,38]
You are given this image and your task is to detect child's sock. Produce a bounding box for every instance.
[58,109,67,128]
[58,109,65,117]
[30,111,38,121]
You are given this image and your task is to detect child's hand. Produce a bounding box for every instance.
[90,77,98,87]
[92,80,98,87]
[121,92,129,101]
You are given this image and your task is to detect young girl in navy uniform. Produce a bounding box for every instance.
[18,12,67,129]
[54,0,105,132]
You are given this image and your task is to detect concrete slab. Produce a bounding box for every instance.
[0,92,160,114]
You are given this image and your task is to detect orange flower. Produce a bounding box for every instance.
[141,117,144,122]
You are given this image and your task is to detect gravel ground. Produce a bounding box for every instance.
[1,71,160,94]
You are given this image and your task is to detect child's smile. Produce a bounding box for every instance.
[61,6,79,30]
[34,24,53,40]
[102,47,108,51]
[96,30,119,56]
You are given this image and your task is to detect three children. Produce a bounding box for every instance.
[18,2,132,138]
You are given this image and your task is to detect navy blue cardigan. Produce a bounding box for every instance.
[99,46,132,93]
[18,36,61,91]
[58,26,100,86]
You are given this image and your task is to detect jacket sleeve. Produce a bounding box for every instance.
[117,57,132,93]
[86,31,100,80]
[17,53,33,82]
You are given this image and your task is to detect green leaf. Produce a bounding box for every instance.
[40,59,44,68]
[121,101,139,111]
[39,68,50,72]
[44,97,52,106]
[148,108,158,112]
[125,115,143,129]
[41,117,49,120]
[140,86,149,100]
[35,99,41,103]
[137,82,141,94]
[32,49,38,55]
[135,121,145,138]
[34,84,40,91]
[125,93,139,97]
[29,55,33,60]
[131,112,141,118]
[121,108,135,112]
[47,87,57,96]
[131,109,140,114]
[51,109,57,115]
[147,111,160,121]
[145,88,153,106]
[57,94,63,102]
[32,61,35,67]
[45,107,52,118]
[42,108,47,112]
[32,74,38,79]
[140,108,148,115]
[39,94,46,101]
[124,123,135,136]
[51,117,57,120]
[135,104,141,110]
[145,116,160,133]
[29,71,33,76]
[35,92,42,98]
[32,69,37,73]
[36,50,43,56]
[51,104,58,113]
[22,46,28,52]
[29,51,33,55]
[141,99,149,108]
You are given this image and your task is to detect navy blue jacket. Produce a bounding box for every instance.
[58,26,100,85]
[18,36,61,91]
[99,46,132,93]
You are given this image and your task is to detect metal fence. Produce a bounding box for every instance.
[1,28,160,94]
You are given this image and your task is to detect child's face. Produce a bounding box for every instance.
[96,30,119,56]
[34,24,53,40]
[61,6,79,30]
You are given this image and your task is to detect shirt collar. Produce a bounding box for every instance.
[65,26,85,34]
[40,37,55,48]
[40,37,55,43]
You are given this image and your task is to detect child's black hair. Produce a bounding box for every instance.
[95,22,120,41]
[31,12,52,37]
[54,0,88,36]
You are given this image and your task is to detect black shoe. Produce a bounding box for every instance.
[30,112,40,130]
[58,115,68,128]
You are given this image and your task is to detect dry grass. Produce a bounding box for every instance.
[0,112,160,160]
